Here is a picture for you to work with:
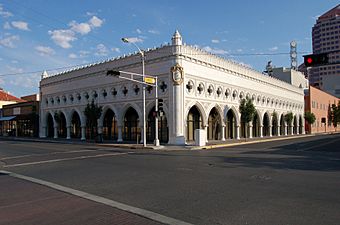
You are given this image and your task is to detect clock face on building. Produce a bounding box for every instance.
[171,64,184,85]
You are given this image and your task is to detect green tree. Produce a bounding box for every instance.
[304,111,316,134]
[284,112,293,134]
[239,98,256,139]
[84,100,102,140]
[331,101,340,131]
[304,111,316,125]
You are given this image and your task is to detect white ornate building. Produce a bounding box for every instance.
[39,31,305,145]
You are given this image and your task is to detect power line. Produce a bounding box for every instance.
[0,50,311,77]
[0,63,89,77]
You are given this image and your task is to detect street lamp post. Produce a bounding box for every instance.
[121,38,160,147]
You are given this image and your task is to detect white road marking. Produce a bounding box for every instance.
[0,170,192,225]
[0,149,97,160]
[3,152,131,168]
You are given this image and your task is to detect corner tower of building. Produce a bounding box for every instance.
[172,30,182,45]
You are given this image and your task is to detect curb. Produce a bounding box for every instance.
[190,134,315,150]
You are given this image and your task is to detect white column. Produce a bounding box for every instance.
[204,125,208,143]
[301,126,305,135]
[285,125,288,136]
[66,126,71,139]
[289,126,293,135]
[296,126,300,135]
[236,125,240,140]
[249,123,253,139]
[277,125,281,136]
[41,126,47,138]
[117,126,123,142]
[53,126,58,139]
[269,125,272,137]
[259,125,263,138]
[140,127,144,144]
[221,125,226,141]
[81,126,86,141]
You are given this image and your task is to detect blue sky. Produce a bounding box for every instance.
[0,0,338,97]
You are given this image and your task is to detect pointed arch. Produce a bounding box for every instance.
[102,108,118,140]
[271,111,279,136]
[207,107,223,140]
[279,113,285,135]
[123,107,140,141]
[299,115,303,134]
[185,101,208,127]
[119,103,142,126]
[293,115,298,135]
[225,106,239,139]
[263,112,270,137]
[57,111,67,138]
[224,105,240,126]
[252,111,261,137]
[70,110,81,138]
[98,105,119,127]
[206,104,224,126]
[68,108,86,127]
[46,112,54,138]
[146,106,169,144]
[186,105,204,141]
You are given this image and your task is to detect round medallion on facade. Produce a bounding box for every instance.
[171,63,184,85]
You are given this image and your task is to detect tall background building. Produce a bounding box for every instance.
[309,4,340,97]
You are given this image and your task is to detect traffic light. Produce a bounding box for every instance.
[303,53,328,67]
[158,99,163,112]
[106,70,120,77]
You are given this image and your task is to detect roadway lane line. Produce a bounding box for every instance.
[0,149,97,160]
[0,170,193,225]
[3,152,132,168]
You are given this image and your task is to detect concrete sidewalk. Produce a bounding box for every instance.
[0,172,163,225]
[1,132,338,151]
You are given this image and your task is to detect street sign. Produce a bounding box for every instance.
[145,77,156,84]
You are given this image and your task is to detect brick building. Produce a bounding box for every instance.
[304,86,339,134]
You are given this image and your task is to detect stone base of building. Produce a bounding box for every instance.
[169,136,186,145]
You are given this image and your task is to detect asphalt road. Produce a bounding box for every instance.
[1,134,340,225]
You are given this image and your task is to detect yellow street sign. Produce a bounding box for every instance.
[145,77,156,84]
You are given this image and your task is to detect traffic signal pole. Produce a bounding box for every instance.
[155,77,160,146]
[106,69,160,147]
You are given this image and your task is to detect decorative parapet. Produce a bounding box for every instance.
[40,41,303,96]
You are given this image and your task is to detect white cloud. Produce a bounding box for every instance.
[48,29,77,48]
[86,12,96,16]
[79,50,90,57]
[11,21,30,31]
[89,16,103,28]
[68,53,78,59]
[95,43,109,56]
[202,46,228,55]
[0,4,13,18]
[69,21,91,35]
[211,39,220,44]
[148,29,160,34]
[269,46,278,51]
[136,29,142,34]
[10,75,38,88]
[11,60,18,64]
[0,35,19,48]
[111,47,120,53]
[7,65,23,74]
[3,21,11,29]
[236,49,243,53]
[125,37,143,43]
[35,45,55,56]
[49,16,103,48]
